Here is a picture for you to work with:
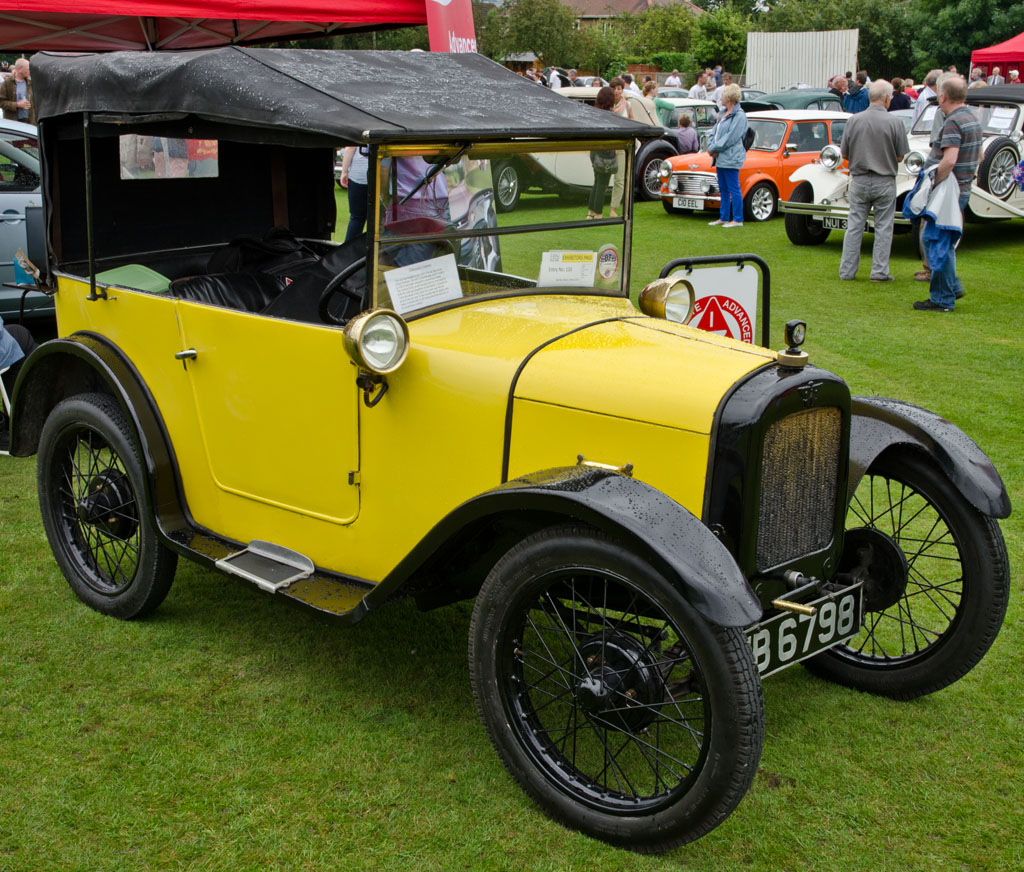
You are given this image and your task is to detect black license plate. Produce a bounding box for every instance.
[823,216,847,229]
[746,584,863,677]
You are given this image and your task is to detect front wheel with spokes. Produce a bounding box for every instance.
[805,452,1009,699]
[37,393,177,619]
[469,525,764,852]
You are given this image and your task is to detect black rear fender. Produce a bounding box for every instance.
[10,333,188,533]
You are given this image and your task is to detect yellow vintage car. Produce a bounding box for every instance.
[4,49,1011,852]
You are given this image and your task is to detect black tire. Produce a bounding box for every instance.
[976,137,1019,200]
[804,452,1009,700]
[37,393,177,619]
[637,150,670,201]
[492,160,521,212]
[742,181,777,222]
[662,199,693,216]
[784,184,831,244]
[469,525,764,852]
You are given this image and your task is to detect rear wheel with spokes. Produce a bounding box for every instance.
[37,393,177,619]
[470,525,764,852]
[805,452,1009,699]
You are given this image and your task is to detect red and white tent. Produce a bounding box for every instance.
[0,0,427,52]
[970,31,1024,77]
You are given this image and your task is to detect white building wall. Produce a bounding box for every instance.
[746,30,859,93]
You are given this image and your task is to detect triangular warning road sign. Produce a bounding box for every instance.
[693,297,731,337]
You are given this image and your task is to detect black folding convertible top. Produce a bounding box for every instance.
[33,47,659,145]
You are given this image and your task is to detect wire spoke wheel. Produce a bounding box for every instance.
[38,393,176,619]
[470,525,763,852]
[54,426,142,593]
[804,452,1009,699]
[506,569,708,809]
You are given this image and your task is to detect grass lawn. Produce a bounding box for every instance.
[1,191,1021,871]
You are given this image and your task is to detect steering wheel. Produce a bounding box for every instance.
[318,256,367,325]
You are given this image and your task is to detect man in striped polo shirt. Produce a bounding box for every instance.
[913,73,982,312]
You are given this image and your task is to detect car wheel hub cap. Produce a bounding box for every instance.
[76,470,138,539]
[574,632,663,731]
[841,526,909,612]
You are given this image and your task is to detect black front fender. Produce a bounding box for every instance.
[368,466,762,627]
[850,396,1010,519]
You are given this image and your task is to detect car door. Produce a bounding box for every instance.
[176,303,361,525]
[0,128,39,285]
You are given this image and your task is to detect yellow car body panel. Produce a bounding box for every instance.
[54,280,770,581]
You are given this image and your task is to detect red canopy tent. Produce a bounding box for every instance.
[970,31,1024,78]
[0,0,427,52]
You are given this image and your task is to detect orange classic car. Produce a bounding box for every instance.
[659,110,850,222]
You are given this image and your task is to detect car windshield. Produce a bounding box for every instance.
[747,119,787,151]
[374,142,631,318]
[911,102,1020,136]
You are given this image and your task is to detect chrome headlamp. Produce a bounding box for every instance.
[638,276,696,325]
[658,160,672,179]
[343,308,410,374]
[904,150,925,175]
[819,144,842,171]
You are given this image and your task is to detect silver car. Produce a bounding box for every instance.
[0,119,51,321]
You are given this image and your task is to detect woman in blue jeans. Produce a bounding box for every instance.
[706,84,748,227]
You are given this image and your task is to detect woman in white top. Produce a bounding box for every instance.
[608,77,633,218]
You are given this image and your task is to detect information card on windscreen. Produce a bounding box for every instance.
[537,251,597,287]
[384,253,463,315]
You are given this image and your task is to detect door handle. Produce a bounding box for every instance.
[174,349,198,360]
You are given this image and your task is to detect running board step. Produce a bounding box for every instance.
[215,540,314,593]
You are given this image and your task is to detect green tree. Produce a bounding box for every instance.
[910,0,1024,75]
[486,0,578,67]
[630,4,698,57]
[574,26,626,79]
[692,4,751,71]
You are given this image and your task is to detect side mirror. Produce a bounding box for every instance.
[784,143,798,155]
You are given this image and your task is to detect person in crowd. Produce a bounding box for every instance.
[567,69,583,87]
[587,87,618,220]
[948,65,958,73]
[622,73,642,96]
[665,69,682,87]
[889,78,912,111]
[0,58,34,124]
[712,72,733,109]
[986,66,1004,86]
[713,65,723,88]
[644,80,676,127]
[844,71,869,113]
[674,114,699,154]
[914,73,982,312]
[0,62,10,80]
[838,79,909,283]
[608,78,632,218]
[1008,70,1020,84]
[903,78,919,100]
[912,69,942,128]
[0,315,38,450]
[706,83,747,228]
[688,71,709,100]
[968,68,985,88]
[339,146,369,242]
[829,76,848,101]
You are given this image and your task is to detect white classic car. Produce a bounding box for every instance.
[780,86,1024,246]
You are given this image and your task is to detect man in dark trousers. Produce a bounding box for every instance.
[838,79,909,282]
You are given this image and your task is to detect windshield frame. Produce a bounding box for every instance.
[368,139,636,321]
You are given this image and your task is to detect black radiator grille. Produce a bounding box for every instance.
[756,407,842,570]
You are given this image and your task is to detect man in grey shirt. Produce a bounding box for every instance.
[839,79,910,282]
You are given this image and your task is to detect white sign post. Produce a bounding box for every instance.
[670,264,759,344]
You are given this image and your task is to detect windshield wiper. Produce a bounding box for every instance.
[398,143,472,206]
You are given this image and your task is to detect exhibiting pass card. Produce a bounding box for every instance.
[537,251,598,287]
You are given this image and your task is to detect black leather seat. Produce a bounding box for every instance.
[170,272,288,312]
